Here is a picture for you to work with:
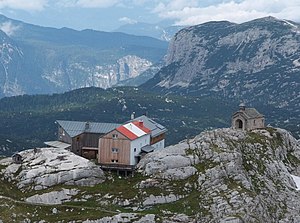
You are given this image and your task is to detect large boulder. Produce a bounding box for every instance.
[0,147,105,190]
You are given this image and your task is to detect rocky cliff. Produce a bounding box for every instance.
[137,127,300,222]
[143,17,300,110]
[0,30,24,97]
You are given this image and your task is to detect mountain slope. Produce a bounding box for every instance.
[143,17,300,110]
[0,30,24,97]
[0,14,168,96]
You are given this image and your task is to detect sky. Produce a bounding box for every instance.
[0,0,299,31]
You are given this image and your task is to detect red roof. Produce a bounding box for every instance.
[132,121,151,134]
[116,121,151,141]
[116,125,138,140]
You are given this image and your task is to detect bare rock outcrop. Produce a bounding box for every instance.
[0,147,105,191]
[137,127,300,222]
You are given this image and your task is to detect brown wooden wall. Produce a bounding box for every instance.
[71,133,103,156]
[99,130,131,165]
[71,134,84,155]
[150,133,165,145]
[82,149,98,160]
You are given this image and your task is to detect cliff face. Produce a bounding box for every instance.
[0,30,24,97]
[143,17,300,110]
[138,127,300,222]
[41,54,153,90]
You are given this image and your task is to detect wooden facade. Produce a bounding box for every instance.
[58,125,104,157]
[72,133,104,156]
[82,147,98,160]
[99,130,131,166]
[150,133,165,145]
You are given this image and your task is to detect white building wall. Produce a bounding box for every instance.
[152,139,165,150]
[130,134,150,165]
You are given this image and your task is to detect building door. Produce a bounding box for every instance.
[235,119,243,130]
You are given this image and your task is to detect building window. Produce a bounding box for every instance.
[253,120,256,125]
[111,159,119,163]
[112,148,119,153]
[134,148,137,152]
[112,134,118,139]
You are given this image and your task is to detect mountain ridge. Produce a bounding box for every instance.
[141,17,300,141]
[0,14,168,97]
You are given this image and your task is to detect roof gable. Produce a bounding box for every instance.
[233,107,264,119]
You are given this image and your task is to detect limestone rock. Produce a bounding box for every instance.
[82,213,155,223]
[137,127,300,222]
[26,188,78,205]
[1,147,105,190]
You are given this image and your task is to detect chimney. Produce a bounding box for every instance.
[85,122,90,130]
[131,112,135,120]
[138,120,144,127]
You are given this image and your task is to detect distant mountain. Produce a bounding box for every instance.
[114,21,184,41]
[0,30,24,97]
[0,14,168,97]
[143,17,300,113]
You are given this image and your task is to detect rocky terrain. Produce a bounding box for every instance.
[143,17,300,110]
[0,14,167,97]
[138,127,300,222]
[0,127,300,222]
[0,147,105,191]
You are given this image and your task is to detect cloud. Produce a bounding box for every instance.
[0,0,47,11]
[0,21,20,36]
[153,0,300,25]
[119,16,137,24]
[57,0,119,8]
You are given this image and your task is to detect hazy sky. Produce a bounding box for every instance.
[0,0,299,31]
